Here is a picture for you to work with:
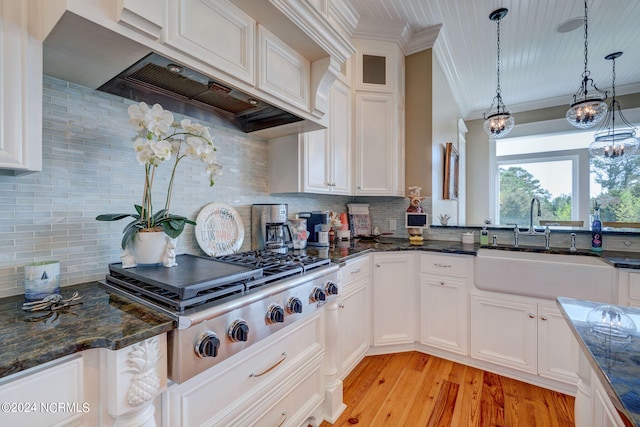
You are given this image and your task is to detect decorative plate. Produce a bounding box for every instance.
[195,203,245,256]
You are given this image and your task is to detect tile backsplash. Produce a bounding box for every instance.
[0,76,415,297]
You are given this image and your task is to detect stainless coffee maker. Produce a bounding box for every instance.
[251,204,291,253]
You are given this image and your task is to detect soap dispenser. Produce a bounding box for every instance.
[591,202,602,252]
[480,226,489,246]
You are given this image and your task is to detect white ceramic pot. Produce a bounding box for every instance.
[129,231,176,267]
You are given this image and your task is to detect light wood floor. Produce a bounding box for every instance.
[320,352,575,427]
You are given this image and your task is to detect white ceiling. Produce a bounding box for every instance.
[347,0,640,120]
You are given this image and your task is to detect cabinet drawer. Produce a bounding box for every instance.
[420,253,469,277]
[628,272,640,300]
[233,353,324,427]
[341,256,370,286]
[167,311,323,426]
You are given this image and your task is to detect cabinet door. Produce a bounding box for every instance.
[355,92,396,195]
[0,0,42,173]
[537,303,579,385]
[338,279,370,378]
[328,79,352,195]
[302,129,331,193]
[470,295,537,374]
[420,274,468,355]
[258,25,310,111]
[592,374,626,427]
[372,253,415,346]
[164,0,255,84]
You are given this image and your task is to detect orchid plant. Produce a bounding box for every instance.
[97,102,223,249]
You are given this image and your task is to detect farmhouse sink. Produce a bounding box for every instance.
[474,249,616,303]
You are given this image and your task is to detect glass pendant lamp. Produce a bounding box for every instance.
[566,0,607,129]
[588,52,639,162]
[483,8,514,139]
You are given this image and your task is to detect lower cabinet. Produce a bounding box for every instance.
[164,311,324,427]
[470,294,578,385]
[420,274,468,355]
[591,371,627,427]
[338,274,370,378]
[371,253,415,346]
[0,355,84,426]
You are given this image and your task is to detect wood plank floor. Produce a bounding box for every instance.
[320,352,575,427]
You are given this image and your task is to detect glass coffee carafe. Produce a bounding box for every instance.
[265,222,291,253]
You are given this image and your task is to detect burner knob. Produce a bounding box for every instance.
[310,287,326,303]
[286,297,304,314]
[325,281,339,296]
[228,319,249,342]
[195,331,220,358]
[267,304,285,323]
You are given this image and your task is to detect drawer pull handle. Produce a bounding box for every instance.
[339,303,345,309]
[540,315,548,321]
[351,268,361,274]
[277,412,287,427]
[528,313,535,319]
[434,263,451,268]
[440,281,445,286]
[250,352,287,378]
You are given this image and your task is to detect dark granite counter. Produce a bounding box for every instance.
[300,237,640,268]
[0,282,175,379]
[557,297,640,427]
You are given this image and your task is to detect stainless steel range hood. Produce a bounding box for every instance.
[43,12,315,138]
[97,52,303,134]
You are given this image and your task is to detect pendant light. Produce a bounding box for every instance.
[483,8,514,138]
[566,0,607,129]
[588,52,639,162]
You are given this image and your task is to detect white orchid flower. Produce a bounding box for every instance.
[151,140,172,162]
[128,102,150,131]
[135,143,154,165]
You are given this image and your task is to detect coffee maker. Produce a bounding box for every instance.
[251,204,291,253]
[298,211,330,247]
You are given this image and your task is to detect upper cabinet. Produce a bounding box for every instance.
[163,0,255,85]
[257,25,310,112]
[269,78,351,195]
[353,38,405,196]
[0,0,42,174]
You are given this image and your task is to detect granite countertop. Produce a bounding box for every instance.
[557,297,640,427]
[301,236,640,268]
[0,282,175,380]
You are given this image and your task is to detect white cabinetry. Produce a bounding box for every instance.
[165,311,324,427]
[269,78,351,194]
[419,253,470,355]
[353,38,404,196]
[338,255,370,378]
[371,252,415,346]
[163,0,255,84]
[471,294,578,385]
[301,79,351,194]
[617,269,640,308]
[0,355,84,426]
[258,25,310,111]
[591,370,627,427]
[0,0,42,173]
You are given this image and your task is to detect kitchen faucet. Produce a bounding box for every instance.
[527,197,542,234]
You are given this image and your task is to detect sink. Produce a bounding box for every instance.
[474,249,616,302]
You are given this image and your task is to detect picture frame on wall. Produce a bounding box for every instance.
[443,142,459,200]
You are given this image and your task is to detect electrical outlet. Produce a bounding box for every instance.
[389,219,396,231]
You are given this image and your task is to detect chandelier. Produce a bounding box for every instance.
[483,8,514,139]
[588,52,639,162]
[566,0,607,129]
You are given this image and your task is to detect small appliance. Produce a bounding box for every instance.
[298,211,330,247]
[251,204,291,253]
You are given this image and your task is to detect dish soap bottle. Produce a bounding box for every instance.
[480,226,489,246]
[591,202,602,252]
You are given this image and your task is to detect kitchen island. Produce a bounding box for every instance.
[557,297,640,427]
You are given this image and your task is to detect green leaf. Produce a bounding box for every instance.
[96,213,137,221]
[162,221,184,239]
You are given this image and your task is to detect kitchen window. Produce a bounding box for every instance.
[493,129,640,226]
